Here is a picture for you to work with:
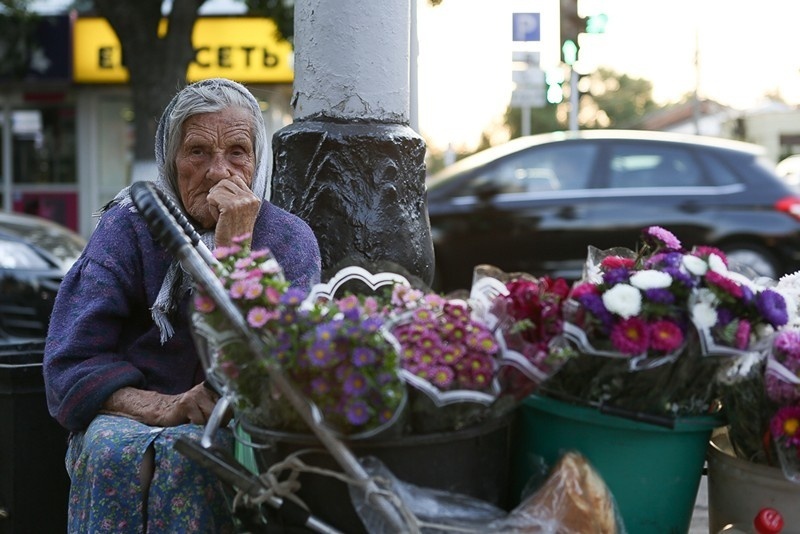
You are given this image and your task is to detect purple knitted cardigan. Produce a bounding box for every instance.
[43,201,321,431]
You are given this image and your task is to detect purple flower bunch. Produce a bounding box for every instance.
[389,286,499,393]
[265,292,405,434]
[765,329,800,479]
[567,226,789,358]
[193,236,405,436]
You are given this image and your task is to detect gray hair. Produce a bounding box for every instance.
[155,78,271,201]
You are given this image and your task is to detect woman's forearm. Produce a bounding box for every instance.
[100,383,221,427]
[100,387,181,426]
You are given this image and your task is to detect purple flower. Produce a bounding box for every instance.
[756,289,789,328]
[280,287,307,306]
[603,268,630,286]
[307,341,334,367]
[352,347,377,367]
[645,226,681,250]
[345,400,370,426]
[644,287,674,305]
[578,293,614,330]
[309,377,331,396]
[361,316,383,333]
[343,372,368,396]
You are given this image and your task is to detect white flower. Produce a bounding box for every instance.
[602,284,642,319]
[707,253,727,273]
[778,270,800,294]
[691,301,718,329]
[630,270,672,290]
[682,255,708,276]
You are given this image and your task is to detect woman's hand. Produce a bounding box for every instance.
[207,176,261,246]
[100,383,231,427]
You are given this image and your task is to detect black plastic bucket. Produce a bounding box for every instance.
[0,339,69,534]
[240,412,515,533]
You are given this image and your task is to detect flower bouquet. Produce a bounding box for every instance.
[385,279,565,433]
[719,270,800,483]
[540,226,790,420]
[191,235,556,440]
[191,236,406,438]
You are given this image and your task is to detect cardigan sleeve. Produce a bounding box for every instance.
[43,206,166,431]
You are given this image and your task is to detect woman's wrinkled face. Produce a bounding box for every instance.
[176,108,256,228]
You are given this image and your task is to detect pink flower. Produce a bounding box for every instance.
[193,294,215,313]
[599,256,636,270]
[645,225,681,250]
[649,319,684,353]
[771,406,800,448]
[705,270,744,299]
[610,317,649,355]
[430,366,455,389]
[734,320,751,350]
[247,306,270,328]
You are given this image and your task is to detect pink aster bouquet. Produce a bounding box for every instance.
[191,236,406,438]
[386,283,510,432]
[719,270,800,483]
[540,226,790,419]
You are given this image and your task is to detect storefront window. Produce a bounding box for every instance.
[11,105,76,184]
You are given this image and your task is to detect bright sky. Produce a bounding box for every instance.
[416,0,800,151]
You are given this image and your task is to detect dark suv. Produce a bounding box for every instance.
[426,130,800,292]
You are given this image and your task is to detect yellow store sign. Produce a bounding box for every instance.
[73,17,294,84]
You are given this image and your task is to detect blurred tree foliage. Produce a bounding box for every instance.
[506,67,659,139]
[0,0,39,78]
[425,68,662,176]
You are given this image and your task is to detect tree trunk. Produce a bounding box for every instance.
[93,0,204,178]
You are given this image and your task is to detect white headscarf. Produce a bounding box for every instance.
[107,78,272,342]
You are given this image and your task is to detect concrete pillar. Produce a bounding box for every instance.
[271,0,435,286]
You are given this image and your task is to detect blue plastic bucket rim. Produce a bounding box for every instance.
[525,394,724,433]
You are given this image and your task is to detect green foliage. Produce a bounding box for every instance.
[242,0,295,43]
[0,0,39,78]
[590,67,658,127]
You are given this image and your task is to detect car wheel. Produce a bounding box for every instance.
[720,244,780,280]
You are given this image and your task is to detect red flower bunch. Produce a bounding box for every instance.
[501,276,571,365]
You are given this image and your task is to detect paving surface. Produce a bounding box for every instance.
[689,475,710,534]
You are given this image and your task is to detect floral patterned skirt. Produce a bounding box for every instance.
[65,415,235,533]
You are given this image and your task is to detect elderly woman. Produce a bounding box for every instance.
[43,78,321,532]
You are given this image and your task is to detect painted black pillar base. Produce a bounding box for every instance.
[271,119,435,287]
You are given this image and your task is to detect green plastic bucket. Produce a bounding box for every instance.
[513,395,723,534]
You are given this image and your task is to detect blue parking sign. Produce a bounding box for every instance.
[512,13,540,42]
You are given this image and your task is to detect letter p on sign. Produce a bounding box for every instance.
[512,13,541,42]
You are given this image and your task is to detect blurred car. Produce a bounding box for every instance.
[426,130,800,293]
[0,211,85,339]
[776,154,800,188]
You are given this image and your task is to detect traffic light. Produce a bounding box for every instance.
[559,0,582,64]
[545,68,564,104]
[585,13,608,34]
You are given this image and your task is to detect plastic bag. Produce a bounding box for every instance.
[352,451,626,533]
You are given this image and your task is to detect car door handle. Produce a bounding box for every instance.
[679,200,703,213]
[557,205,580,220]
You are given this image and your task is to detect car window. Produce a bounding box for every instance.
[458,143,597,196]
[608,144,702,188]
[697,152,744,186]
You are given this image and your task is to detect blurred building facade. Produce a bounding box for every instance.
[0,10,294,238]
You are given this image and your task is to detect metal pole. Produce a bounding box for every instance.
[522,105,531,136]
[569,66,579,132]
